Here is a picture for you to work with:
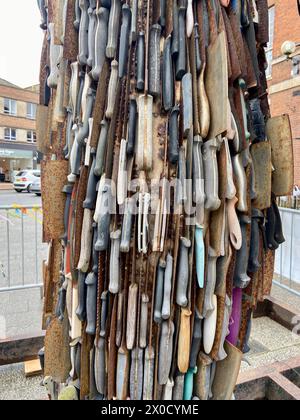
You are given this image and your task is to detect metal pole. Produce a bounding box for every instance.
[6,209,10,288]
[21,212,25,286]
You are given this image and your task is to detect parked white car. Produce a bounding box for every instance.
[30,177,41,196]
[13,170,41,193]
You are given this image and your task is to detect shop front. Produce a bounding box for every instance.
[0,147,37,182]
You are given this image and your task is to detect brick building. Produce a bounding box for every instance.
[0,79,39,182]
[267,0,300,184]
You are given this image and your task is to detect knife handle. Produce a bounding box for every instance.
[95,337,106,394]
[139,294,149,349]
[176,6,187,80]
[136,32,145,92]
[100,291,109,337]
[203,138,221,212]
[234,215,251,289]
[116,348,130,400]
[162,36,174,112]
[91,7,109,81]
[120,197,134,253]
[85,272,97,335]
[158,321,175,386]
[224,138,236,200]
[161,254,173,320]
[84,118,93,167]
[186,0,194,38]
[77,88,95,146]
[177,146,187,204]
[127,98,137,157]
[76,271,87,322]
[190,312,202,368]
[149,24,162,97]
[193,138,205,211]
[64,109,74,160]
[118,4,132,78]
[172,0,179,56]
[168,106,180,164]
[137,94,153,171]
[126,283,138,350]
[273,200,285,245]
[83,152,98,209]
[62,185,73,246]
[184,367,197,400]
[154,260,166,324]
[74,0,81,31]
[217,295,232,361]
[117,138,128,206]
[248,209,264,273]
[53,59,67,124]
[227,197,242,251]
[87,7,97,68]
[143,346,155,400]
[194,23,201,74]
[176,237,191,307]
[173,373,185,400]
[68,125,81,183]
[198,65,210,139]
[266,204,280,250]
[106,60,119,119]
[47,23,62,89]
[203,250,218,316]
[182,73,193,137]
[92,223,99,273]
[131,0,138,41]
[232,153,248,213]
[178,308,192,373]
[195,226,205,289]
[163,378,175,400]
[78,0,89,66]
[78,208,93,272]
[75,71,85,120]
[95,185,112,252]
[109,230,121,294]
[37,0,48,29]
[130,348,144,401]
[159,0,166,29]
[116,292,124,347]
[94,119,109,177]
[106,0,121,59]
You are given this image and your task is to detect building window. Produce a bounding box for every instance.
[27,131,37,143]
[4,128,16,141]
[4,98,17,116]
[26,103,37,119]
[265,6,275,78]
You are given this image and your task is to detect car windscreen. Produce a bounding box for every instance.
[16,172,27,177]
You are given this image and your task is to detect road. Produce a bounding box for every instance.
[0,190,46,290]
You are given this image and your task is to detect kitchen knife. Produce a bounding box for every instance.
[117,138,128,206]
[203,138,221,212]
[172,0,179,57]
[176,5,187,80]
[173,373,184,400]
[78,0,89,66]
[83,150,98,209]
[106,60,119,119]
[131,0,138,41]
[178,308,192,373]
[62,184,73,246]
[195,225,205,289]
[159,0,166,29]
[248,208,264,273]
[127,98,137,157]
[217,295,232,361]
[77,209,93,272]
[203,295,218,355]
[149,24,162,97]
[194,22,201,74]
[130,347,144,401]
[91,7,109,81]
[161,253,173,320]
[76,271,87,322]
[120,197,134,253]
[95,184,112,252]
[273,200,285,245]
[94,337,106,394]
[227,197,242,251]
[64,108,74,160]
[139,294,149,349]
[116,291,124,347]
[154,259,166,324]
[143,346,155,400]
[118,4,132,78]
[163,378,174,400]
[234,215,251,289]
[224,137,236,200]
[109,230,121,294]
[37,0,48,29]
[126,283,138,350]
[184,367,197,400]
[186,0,194,38]
[106,0,121,59]
[116,347,130,400]
[232,153,248,213]
[136,94,153,171]
[168,105,180,164]
[190,310,202,369]
[182,73,193,137]
[203,248,218,317]
[265,204,280,251]
[136,33,145,92]
[162,36,174,112]
[94,119,109,177]
[84,119,93,167]
[158,321,175,386]
[77,87,96,146]
[87,7,97,68]
[85,271,97,335]
[47,23,63,89]
[74,0,81,31]
[176,237,191,307]
[100,291,109,338]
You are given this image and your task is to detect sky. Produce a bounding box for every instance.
[0,0,44,88]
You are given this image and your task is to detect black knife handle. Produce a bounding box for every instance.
[159,0,166,29]
[127,98,137,157]
[168,106,180,164]
[95,185,112,252]
[118,4,132,78]
[248,209,264,274]
[149,24,162,97]
[44,66,51,107]
[136,32,145,92]
[266,205,280,250]
[172,0,179,57]
[76,271,87,322]
[163,36,174,112]
[85,272,98,335]
[37,0,48,30]
[62,185,73,246]
[273,199,285,245]
[176,6,187,80]
[189,311,202,369]
[83,151,98,209]
[234,215,251,289]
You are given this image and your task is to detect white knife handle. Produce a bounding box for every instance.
[142,193,151,254]
[224,137,236,200]
[87,7,97,68]
[186,0,194,38]
[203,138,221,212]
[68,124,81,183]
[139,294,149,349]
[78,0,89,66]
[227,197,242,251]
[126,283,138,350]
[232,153,248,213]
[106,60,119,120]
[69,62,79,119]
[161,254,173,320]
[53,59,67,124]
[137,94,153,171]
[77,209,93,273]
[109,230,121,294]
[106,0,122,58]
[71,283,82,340]
[117,138,128,206]
[84,118,93,167]
[91,7,109,81]
[203,249,218,317]
[47,23,62,89]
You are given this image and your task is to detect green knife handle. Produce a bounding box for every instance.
[76,271,87,322]
[149,24,162,97]
[118,4,132,78]
[85,272,97,335]
[176,237,191,307]
[106,0,121,59]
[176,6,187,80]
[184,367,197,400]
[163,36,174,112]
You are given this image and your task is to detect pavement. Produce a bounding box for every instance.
[0,183,13,191]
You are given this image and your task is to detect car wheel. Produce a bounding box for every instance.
[36,193,41,197]
[27,185,32,193]
[15,190,22,193]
